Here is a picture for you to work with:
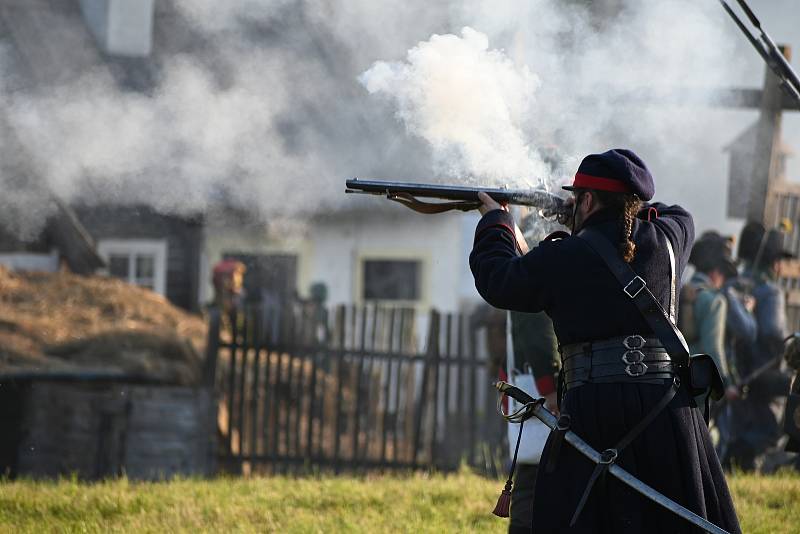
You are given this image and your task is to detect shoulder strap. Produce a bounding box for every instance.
[665,236,677,324]
[576,227,691,367]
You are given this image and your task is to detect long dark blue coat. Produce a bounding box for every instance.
[470,205,741,534]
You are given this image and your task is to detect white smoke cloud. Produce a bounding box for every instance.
[0,0,774,239]
[355,0,750,235]
[2,22,352,224]
[360,27,546,187]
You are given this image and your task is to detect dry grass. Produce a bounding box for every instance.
[0,266,206,384]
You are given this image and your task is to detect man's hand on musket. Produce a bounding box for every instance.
[477,193,530,255]
[477,191,507,216]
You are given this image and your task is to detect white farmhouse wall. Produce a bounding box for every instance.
[308,211,475,311]
[202,209,484,316]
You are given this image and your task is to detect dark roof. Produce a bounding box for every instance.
[47,199,106,273]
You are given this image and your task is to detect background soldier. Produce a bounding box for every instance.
[726,222,794,469]
[680,232,742,399]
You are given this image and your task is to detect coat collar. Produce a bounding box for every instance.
[580,207,620,230]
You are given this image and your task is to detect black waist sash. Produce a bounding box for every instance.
[560,335,676,390]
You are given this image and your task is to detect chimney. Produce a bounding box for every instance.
[79,0,154,57]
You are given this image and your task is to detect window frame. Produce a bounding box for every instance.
[97,239,168,296]
[355,251,428,306]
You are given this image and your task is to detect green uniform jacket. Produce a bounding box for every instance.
[685,273,731,387]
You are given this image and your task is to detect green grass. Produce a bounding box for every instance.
[728,469,800,534]
[0,469,797,533]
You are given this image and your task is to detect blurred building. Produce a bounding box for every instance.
[0,0,484,323]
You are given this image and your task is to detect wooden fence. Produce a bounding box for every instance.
[206,304,506,475]
[769,183,800,331]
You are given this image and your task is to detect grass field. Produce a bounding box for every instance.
[0,470,798,533]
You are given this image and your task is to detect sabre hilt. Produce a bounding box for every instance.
[494,380,537,405]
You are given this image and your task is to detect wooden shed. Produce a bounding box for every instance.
[74,205,205,312]
[0,372,215,480]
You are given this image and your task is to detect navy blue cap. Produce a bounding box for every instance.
[562,149,655,201]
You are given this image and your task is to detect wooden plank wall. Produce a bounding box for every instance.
[14,381,215,480]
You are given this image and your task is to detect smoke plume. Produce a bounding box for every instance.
[360,27,546,187]
[0,0,769,238]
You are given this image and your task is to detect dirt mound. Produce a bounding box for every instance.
[0,266,207,384]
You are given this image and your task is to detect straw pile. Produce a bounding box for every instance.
[0,266,206,385]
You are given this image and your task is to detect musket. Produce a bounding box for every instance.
[495,381,730,534]
[345,178,572,225]
[711,332,795,426]
[718,0,800,107]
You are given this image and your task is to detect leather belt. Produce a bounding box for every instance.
[560,335,676,390]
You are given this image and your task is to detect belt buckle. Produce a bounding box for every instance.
[623,335,646,350]
[623,276,646,298]
[622,348,648,377]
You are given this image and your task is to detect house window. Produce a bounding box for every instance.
[97,239,167,295]
[363,259,421,301]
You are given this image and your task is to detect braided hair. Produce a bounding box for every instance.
[593,191,642,263]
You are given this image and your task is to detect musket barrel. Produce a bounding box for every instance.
[345,178,569,217]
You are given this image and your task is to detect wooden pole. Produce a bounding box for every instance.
[747,45,791,224]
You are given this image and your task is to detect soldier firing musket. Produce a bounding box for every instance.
[468,148,741,533]
[346,149,743,533]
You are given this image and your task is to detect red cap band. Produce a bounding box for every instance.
[571,173,631,194]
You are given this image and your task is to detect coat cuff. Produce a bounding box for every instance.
[474,209,516,244]
[535,375,556,396]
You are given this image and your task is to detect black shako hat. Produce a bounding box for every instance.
[563,148,655,201]
[690,232,737,278]
[738,221,794,265]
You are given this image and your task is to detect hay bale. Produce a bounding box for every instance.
[0,266,207,384]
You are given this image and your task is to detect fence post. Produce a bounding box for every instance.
[237,312,249,457]
[227,309,239,456]
[352,306,368,466]
[412,309,439,467]
[333,304,347,473]
[440,313,453,470]
[380,307,397,466]
[203,307,221,388]
[430,312,442,469]
[468,322,478,469]
[249,307,261,462]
